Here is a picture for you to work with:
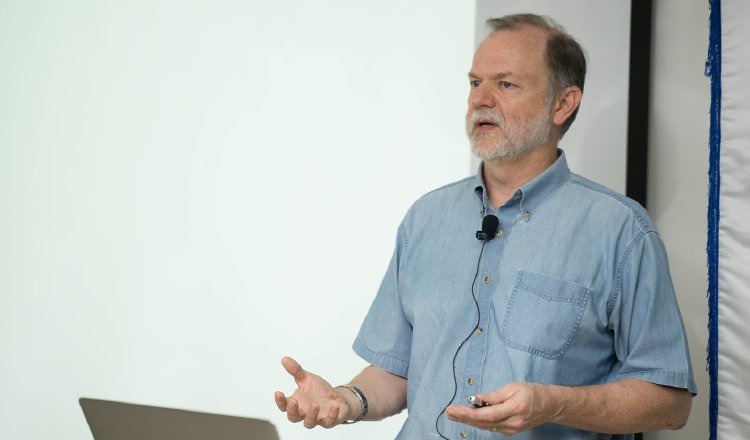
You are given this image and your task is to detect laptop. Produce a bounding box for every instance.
[80,398,280,440]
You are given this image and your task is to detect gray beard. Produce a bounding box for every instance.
[467,107,552,163]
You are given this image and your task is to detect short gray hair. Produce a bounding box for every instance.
[486,14,586,136]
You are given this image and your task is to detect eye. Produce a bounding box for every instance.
[470,80,480,88]
[500,81,514,89]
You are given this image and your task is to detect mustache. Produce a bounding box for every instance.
[468,108,505,129]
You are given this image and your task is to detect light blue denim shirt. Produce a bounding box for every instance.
[353,151,696,440]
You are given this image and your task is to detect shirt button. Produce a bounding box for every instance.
[460,431,468,438]
[523,210,532,220]
[496,229,503,237]
[468,377,476,385]
[484,276,492,284]
[475,326,483,335]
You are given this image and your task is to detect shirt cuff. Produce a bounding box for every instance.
[614,370,698,395]
[352,337,409,378]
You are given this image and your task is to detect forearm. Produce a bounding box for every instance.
[338,365,407,421]
[546,378,692,433]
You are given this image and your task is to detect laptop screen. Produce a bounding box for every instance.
[80,398,280,440]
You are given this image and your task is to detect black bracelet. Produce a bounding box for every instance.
[336,385,368,424]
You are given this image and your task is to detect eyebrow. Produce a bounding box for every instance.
[468,71,521,81]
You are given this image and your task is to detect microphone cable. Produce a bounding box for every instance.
[434,239,488,439]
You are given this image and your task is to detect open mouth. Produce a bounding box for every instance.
[468,110,503,135]
[475,119,499,132]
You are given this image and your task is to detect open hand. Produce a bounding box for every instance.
[274,356,354,429]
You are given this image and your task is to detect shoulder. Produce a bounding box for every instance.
[404,175,477,217]
[564,173,656,234]
[395,175,479,245]
[419,175,477,202]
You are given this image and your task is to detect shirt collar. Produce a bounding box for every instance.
[473,149,571,219]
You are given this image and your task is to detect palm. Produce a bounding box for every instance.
[289,369,340,411]
[275,356,351,427]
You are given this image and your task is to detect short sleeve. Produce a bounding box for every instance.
[352,221,412,378]
[608,231,697,394]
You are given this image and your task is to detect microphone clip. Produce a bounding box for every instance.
[476,214,500,241]
[475,230,491,241]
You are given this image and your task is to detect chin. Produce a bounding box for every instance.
[470,141,509,162]
[472,143,541,164]
[470,138,502,157]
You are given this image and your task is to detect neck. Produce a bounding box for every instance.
[482,145,558,208]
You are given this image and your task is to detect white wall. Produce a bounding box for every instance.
[647,1,710,439]
[0,1,475,439]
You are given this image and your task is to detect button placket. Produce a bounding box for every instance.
[459,229,505,424]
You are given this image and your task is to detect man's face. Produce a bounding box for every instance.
[466,27,554,162]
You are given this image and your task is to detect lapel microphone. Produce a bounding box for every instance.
[475,214,499,241]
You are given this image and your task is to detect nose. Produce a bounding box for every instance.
[469,83,495,109]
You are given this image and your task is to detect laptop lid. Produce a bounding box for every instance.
[80,398,279,440]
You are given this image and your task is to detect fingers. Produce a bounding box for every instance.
[475,392,502,406]
[281,356,306,384]
[285,397,304,423]
[445,402,512,426]
[446,384,544,437]
[446,403,489,421]
[446,406,512,435]
[318,404,341,429]
[277,356,342,429]
[303,404,320,429]
[476,387,512,405]
[274,391,288,412]
[278,395,342,430]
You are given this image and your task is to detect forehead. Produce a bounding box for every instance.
[471,27,549,77]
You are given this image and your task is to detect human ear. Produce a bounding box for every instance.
[552,86,582,127]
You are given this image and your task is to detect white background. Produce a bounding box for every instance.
[0,2,473,439]
[0,1,710,439]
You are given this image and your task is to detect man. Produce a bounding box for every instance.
[275,14,696,439]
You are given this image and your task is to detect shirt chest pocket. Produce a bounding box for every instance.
[501,270,591,360]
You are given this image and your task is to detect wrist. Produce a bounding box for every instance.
[542,383,571,424]
[334,385,368,423]
[334,386,359,421]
